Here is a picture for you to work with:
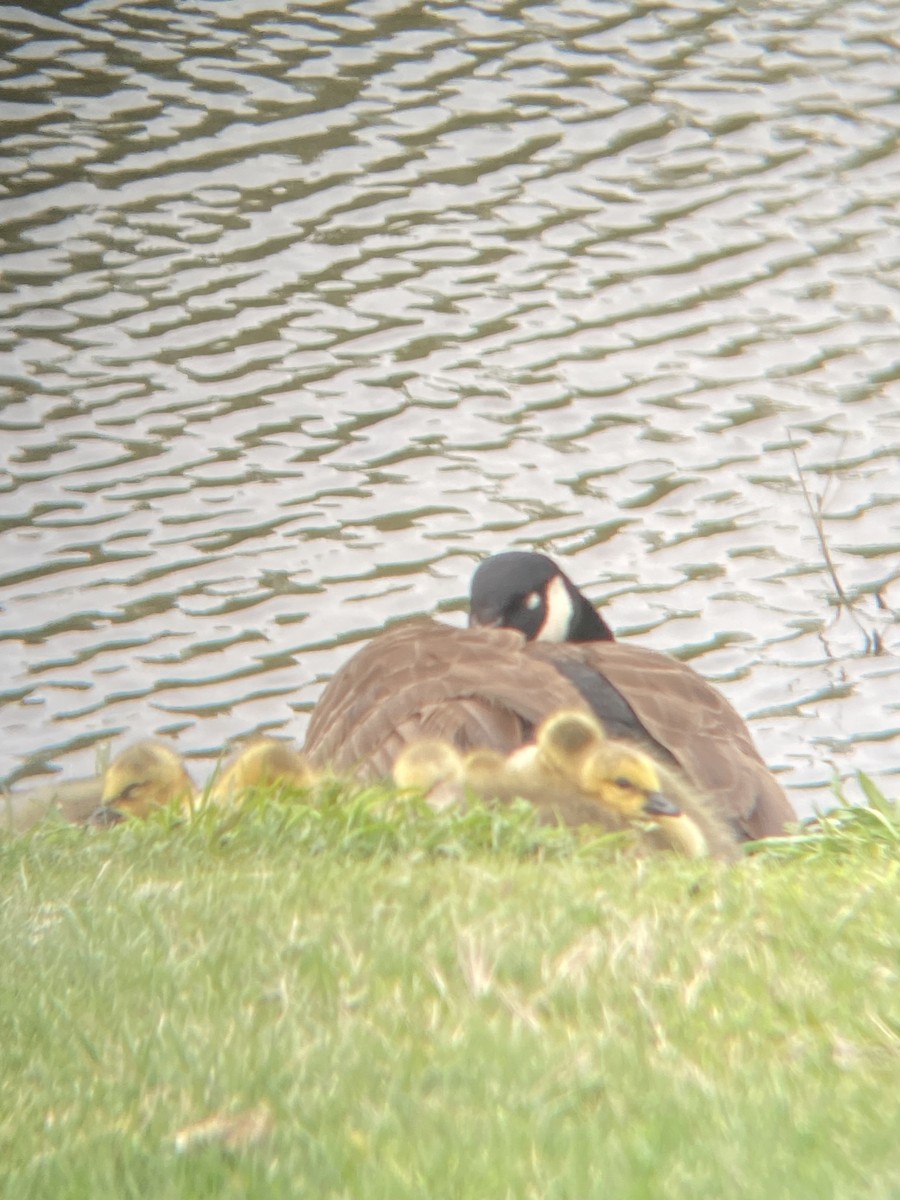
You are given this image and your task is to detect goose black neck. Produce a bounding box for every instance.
[565,586,615,642]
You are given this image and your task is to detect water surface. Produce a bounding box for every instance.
[2,0,899,816]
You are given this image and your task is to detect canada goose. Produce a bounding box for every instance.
[207,737,316,805]
[305,554,795,840]
[530,710,737,860]
[93,740,196,822]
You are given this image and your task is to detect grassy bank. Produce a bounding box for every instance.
[1,785,898,1199]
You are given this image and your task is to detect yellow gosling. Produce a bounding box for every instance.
[462,748,514,800]
[652,806,711,859]
[98,740,195,821]
[392,739,466,810]
[578,741,676,821]
[504,711,594,799]
[500,715,629,827]
[530,710,738,861]
[580,741,737,860]
[208,737,316,805]
[531,710,607,784]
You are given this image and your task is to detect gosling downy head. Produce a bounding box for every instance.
[462,747,514,800]
[579,743,680,821]
[208,737,316,804]
[533,710,607,784]
[392,738,465,810]
[96,740,195,821]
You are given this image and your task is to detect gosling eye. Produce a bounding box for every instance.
[614,777,636,791]
[117,781,145,802]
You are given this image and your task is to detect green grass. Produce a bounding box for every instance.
[1,783,899,1199]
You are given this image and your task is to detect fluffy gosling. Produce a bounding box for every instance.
[462,748,515,799]
[94,740,195,823]
[392,738,466,810]
[532,710,738,860]
[208,737,316,805]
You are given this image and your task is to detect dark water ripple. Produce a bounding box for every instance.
[1,0,899,815]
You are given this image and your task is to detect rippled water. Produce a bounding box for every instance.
[2,0,899,817]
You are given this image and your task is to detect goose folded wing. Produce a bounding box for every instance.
[305,621,584,777]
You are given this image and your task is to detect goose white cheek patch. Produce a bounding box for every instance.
[536,574,574,642]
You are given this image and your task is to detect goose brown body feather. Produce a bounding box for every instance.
[304,619,794,840]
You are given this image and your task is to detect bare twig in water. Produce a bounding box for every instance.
[788,435,880,655]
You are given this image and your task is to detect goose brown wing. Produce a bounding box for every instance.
[536,640,794,839]
[305,620,587,778]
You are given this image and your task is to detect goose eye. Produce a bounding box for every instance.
[524,591,542,611]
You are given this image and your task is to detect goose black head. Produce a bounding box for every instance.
[468,552,614,643]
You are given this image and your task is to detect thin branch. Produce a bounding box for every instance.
[788,434,877,653]
[788,436,850,607]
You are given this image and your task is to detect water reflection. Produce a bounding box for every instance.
[1,0,899,816]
